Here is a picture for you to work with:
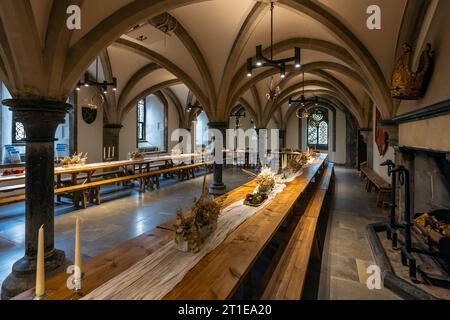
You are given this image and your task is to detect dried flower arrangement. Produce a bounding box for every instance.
[129,151,144,160]
[255,167,276,193]
[245,167,275,207]
[286,152,309,172]
[58,152,88,167]
[174,177,220,253]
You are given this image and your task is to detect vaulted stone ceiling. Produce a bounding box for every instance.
[0,0,411,128]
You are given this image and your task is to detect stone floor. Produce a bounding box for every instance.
[318,167,400,300]
[0,166,401,299]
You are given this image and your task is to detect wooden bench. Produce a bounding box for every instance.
[360,165,391,206]
[261,162,334,300]
[0,162,208,208]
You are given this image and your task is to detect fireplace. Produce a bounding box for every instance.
[397,147,450,214]
[395,147,450,285]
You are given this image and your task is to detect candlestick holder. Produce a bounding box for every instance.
[33,290,47,300]
[104,157,114,162]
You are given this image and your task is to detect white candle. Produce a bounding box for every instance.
[35,225,45,298]
[108,147,111,159]
[112,146,115,159]
[75,218,81,271]
[103,147,106,160]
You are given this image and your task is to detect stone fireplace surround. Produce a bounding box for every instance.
[367,99,450,299]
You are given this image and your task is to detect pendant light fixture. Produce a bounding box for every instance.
[76,56,117,94]
[247,2,301,78]
[289,71,320,119]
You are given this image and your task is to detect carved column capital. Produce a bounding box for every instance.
[3,99,72,142]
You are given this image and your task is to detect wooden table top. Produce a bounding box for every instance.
[0,153,205,183]
[14,154,327,300]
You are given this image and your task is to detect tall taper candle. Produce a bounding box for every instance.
[103,147,106,160]
[108,147,111,159]
[75,217,81,270]
[35,225,45,297]
[112,146,115,159]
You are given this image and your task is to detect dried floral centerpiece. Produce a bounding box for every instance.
[174,177,220,253]
[244,167,275,207]
[129,151,144,160]
[282,152,310,176]
[58,153,88,167]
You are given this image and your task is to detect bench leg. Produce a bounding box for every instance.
[156,176,160,189]
[73,192,80,208]
[81,192,88,209]
[95,187,101,205]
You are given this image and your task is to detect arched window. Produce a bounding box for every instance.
[307,108,329,149]
[195,111,209,147]
[137,99,146,141]
[137,95,168,152]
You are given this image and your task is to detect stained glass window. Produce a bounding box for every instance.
[12,121,26,144]
[308,124,317,145]
[318,121,328,145]
[137,99,146,141]
[307,108,328,148]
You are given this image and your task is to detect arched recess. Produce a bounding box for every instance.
[120,78,181,123]
[117,63,162,113]
[285,95,358,167]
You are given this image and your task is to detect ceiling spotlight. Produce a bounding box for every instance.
[294,47,301,68]
[280,63,286,78]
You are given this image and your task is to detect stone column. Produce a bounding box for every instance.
[208,122,227,195]
[1,99,71,300]
[103,124,123,161]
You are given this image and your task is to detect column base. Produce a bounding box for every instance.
[209,183,227,195]
[1,249,69,300]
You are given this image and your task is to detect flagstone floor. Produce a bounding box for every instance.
[318,167,400,300]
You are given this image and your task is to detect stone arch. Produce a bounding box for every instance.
[120,78,181,123]
[265,79,364,127]
[112,39,210,115]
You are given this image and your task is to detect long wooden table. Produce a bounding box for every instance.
[14,154,327,300]
[0,153,207,192]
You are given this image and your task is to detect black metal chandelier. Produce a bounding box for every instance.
[288,71,320,119]
[247,2,301,79]
[76,57,117,94]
